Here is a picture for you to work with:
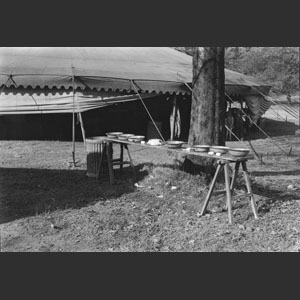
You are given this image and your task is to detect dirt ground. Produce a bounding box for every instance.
[264,103,299,125]
[0,117,300,252]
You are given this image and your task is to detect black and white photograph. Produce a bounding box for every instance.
[0,46,299,252]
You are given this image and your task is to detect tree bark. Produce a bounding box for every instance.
[183,47,226,175]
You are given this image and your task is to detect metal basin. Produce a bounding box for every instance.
[193,145,210,152]
[166,141,185,149]
[228,148,250,157]
[210,146,230,154]
[128,135,145,143]
[118,134,135,141]
[106,132,123,138]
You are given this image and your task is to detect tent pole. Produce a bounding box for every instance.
[71,66,76,167]
[72,109,76,166]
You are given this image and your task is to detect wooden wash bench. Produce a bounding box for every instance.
[96,138,258,225]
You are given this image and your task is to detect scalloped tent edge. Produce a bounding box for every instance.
[0,47,272,96]
[0,47,273,128]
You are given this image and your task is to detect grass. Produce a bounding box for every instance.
[0,116,300,252]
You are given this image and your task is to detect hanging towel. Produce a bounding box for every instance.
[170,104,181,139]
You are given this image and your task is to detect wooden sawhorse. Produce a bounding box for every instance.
[200,158,259,224]
[97,140,135,185]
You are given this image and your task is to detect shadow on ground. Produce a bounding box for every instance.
[251,182,300,214]
[248,118,299,140]
[251,169,300,177]
[0,165,150,224]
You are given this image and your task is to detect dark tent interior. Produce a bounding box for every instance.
[0,94,192,142]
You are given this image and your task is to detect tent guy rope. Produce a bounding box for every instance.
[131,80,165,142]
[253,87,299,121]
[225,92,289,156]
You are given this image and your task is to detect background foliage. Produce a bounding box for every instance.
[174,47,299,95]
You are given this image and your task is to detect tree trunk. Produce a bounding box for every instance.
[183,47,226,175]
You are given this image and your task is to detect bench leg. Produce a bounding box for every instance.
[225,161,240,210]
[241,161,259,219]
[200,162,222,216]
[96,142,106,180]
[230,161,240,191]
[106,142,114,185]
[120,144,124,174]
[125,144,136,180]
[224,162,233,225]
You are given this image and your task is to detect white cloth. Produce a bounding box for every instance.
[170,104,181,139]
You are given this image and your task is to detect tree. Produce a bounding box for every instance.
[183,47,226,174]
[225,47,299,94]
[175,47,299,95]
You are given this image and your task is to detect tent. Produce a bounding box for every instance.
[0,47,273,150]
[0,47,272,114]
